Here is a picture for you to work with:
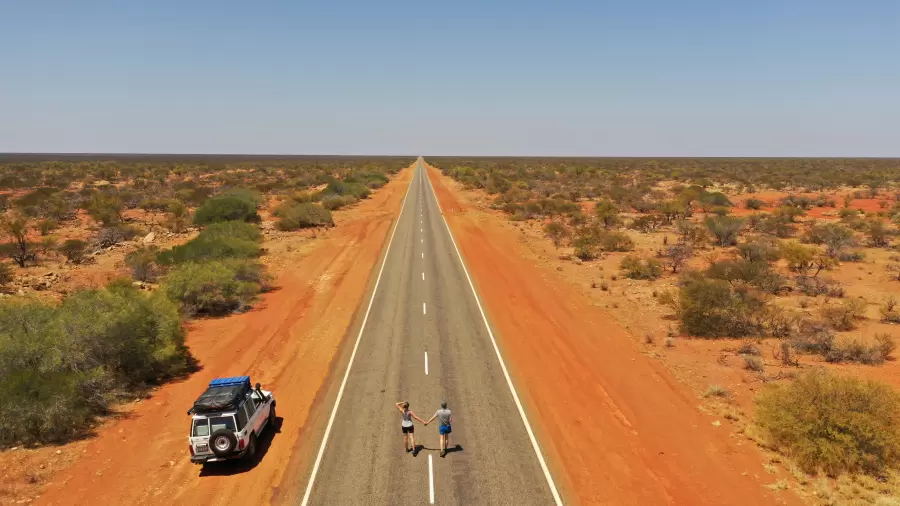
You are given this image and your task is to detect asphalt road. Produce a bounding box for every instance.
[300,158,561,505]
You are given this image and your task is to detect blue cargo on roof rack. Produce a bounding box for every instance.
[209,376,251,388]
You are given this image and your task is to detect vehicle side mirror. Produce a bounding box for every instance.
[255,382,261,390]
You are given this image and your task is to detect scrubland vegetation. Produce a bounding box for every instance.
[434,156,900,500]
[0,154,410,446]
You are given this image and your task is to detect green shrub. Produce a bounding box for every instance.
[217,188,263,206]
[704,215,745,247]
[60,239,88,265]
[0,262,12,286]
[0,286,189,446]
[163,260,263,316]
[275,203,334,230]
[156,234,259,266]
[126,246,159,282]
[673,273,766,338]
[321,195,357,211]
[620,255,662,280]
[745,198,765,210]
[37,218,58,236]
[821,298,867,331]
[756,369,900,476]
[200,220,262,242]
[599,231,635,252]
[193,196,260,225]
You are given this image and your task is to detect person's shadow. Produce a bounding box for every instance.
[413,444,463,456]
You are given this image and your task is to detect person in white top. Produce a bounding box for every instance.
[395,401,426,456]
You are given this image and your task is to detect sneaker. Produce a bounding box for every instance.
[440,450,446,458]
[406,447,411,453]
[412,448,418,457]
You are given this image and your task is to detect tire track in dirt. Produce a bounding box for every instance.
[33,167,413,506]
[426,164,800,506]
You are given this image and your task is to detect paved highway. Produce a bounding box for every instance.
[300,158,562,505]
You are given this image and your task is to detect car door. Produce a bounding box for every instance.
[250,391,269,433]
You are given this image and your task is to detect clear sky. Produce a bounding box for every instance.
[1,0,897,156]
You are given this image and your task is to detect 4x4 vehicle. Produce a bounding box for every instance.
[188,376,276,464]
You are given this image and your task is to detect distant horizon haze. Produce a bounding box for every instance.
[1,1,897,157]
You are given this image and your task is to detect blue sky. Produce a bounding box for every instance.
[1,0,897,156]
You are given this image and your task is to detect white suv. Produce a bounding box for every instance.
[188,376,276,464]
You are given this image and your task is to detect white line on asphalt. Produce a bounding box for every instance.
[300,163,416,506]
[424,168,564,506]
[421,238,423,243]
[425,351,429,375]
[422,272,425,281]
[421,252,424,259]
[428,454,435,504]
[423,302,427,315]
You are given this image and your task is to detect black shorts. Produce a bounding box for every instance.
[402,425,414,434]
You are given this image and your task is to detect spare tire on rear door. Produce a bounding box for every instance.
[209,429,237,457]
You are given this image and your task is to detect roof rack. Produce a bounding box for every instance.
[209,376,251,388]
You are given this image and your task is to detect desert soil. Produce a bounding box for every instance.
[426,164,802,506]
[0,167,412,506]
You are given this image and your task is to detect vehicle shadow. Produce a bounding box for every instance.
[198,417,283,477]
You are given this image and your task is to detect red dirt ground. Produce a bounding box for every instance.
[24,168,413,506]
[427,165,801,506]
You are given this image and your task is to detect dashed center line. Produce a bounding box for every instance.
[423,302,427,315]
[424,351,429,375]
[422,272,425,280]
[428,454,435,504]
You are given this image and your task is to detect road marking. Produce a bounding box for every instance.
[425,351,429,375]
[421,238,423,244]
[421,252,424,259]
[428,454,435,504]
[300,163,416,506]
[424,167,564,506]
[423,302,427,315]
[422,272,425,281]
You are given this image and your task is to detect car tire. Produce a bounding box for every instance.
[209,429,237,458]
[244,434,257,462]
[268,406,276,429]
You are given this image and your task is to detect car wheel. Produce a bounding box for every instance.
[209,429,237,458]
[244,434,257,462]
[268,406,276,429]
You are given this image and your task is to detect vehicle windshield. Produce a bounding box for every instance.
[209,415,237,433]
[192,419,209,437]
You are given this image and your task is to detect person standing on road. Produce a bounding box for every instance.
[396,401,426,456]
[425,400,453,457]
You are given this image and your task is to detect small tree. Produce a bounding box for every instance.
[59,239,88,265]
[663,242,693,273]
[781,241,817,276]
[867,219,891,248]
[167,200,190,233]
[0,214,34,267]
[543,221,568,249]
[810,223,856,258]
[594,199,621,229]
[704,215,745,247]
[87,193,124,226]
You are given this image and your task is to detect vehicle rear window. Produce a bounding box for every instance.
[209,416,236,433]
[192,419,210,437]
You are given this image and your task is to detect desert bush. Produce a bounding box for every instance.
[0,262,12,286]
[321,195,357,211]
[737,239,781,264]
[629,214,665,232]
[737,341,762,356]
[163,260,263,316]
[806,222,856,259]
[791,320,836,355]
[795,275,843,297]
[825,335,895,365]
[166,200,190,232]
[672,273,766,338]
[0,285,189,446]
[125,246,160,282]
[217,188,263,207]
[0,214,34,267]
[86,193,124,225]
[881,297,900,323]
[662,242,693,273]
[705,258,786,294]
[156,232,259,266]
[756,369,900,476]
[275,202,334,230]
[704,215,745,247]
[193,196,260,225]
[572,234,600,260]
[594,199,621,229]
[544,221,569,248]
[37,218,58,236]
[59,239,88,265]
[599,231,635,252]
[867,219,891,247]
[675,220,708,246]
[745,198,765,210]
[742,355,765,372]
[620,256,662,280]
[96,225,142,248]
[821,298,867,331]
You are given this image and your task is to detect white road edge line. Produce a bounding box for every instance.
[428,454,435,504]
[425,351,429,375]
[300,162,417,506]
[424,164,565,506]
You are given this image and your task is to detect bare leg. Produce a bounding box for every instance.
[410,433,417,454]
[403,433,409,451]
